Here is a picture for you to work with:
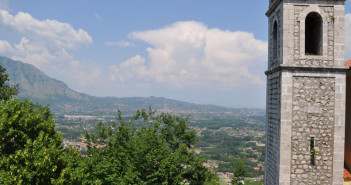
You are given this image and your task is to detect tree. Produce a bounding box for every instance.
[77,108,217,185]
[0,98,69,184]
[232,157,246,185]
[0,65,18,100]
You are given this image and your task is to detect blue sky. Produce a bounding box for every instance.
[0,0,350,108]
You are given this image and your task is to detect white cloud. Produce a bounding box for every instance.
[0,9,99,89]
[346,14,351,60]
[105,40,136,47]
[110,55,147,82]
[9,37,60,66]
[0,40,13,54]
[111,21,267,88]
[0,10,92,50]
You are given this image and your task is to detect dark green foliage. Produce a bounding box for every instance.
[74,108,217,185]
[0,64,18,100]
[0,99,55,155]
[232,157,246,185]
[0,98,67,184]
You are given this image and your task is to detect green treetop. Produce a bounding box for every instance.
[72,108,218,185]
[0,99,69,184]
[232,157,247,185]
[0,65,19,100]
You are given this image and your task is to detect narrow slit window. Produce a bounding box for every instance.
[305,12,323,55]
[310,137,315,149]
[273,21,278,60]
[310,137,316,165]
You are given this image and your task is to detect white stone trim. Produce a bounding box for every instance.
[279,71,292,184]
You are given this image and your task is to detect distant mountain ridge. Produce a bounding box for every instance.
[0,56,246,115]
[0,56,90,103]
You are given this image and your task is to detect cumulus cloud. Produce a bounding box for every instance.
[105,40,136,47]
[10,37,58,66]
[110,55,147,82]
[0,10,92,50]
[111,21,267,88]
[0,40,13,54]
[0,9,98,89]
[346,14,351,60]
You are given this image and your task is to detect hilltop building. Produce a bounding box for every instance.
[264,0,348,184]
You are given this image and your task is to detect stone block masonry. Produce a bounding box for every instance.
[265,71,282,185]
[291,76,335,184]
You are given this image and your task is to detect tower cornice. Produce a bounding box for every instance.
[266,0,282,17]
[266,0,346,17]
[265,65,348,76]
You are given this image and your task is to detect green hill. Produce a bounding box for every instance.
[0,56,247,115]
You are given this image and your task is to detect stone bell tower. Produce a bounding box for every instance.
[264,0,346,184]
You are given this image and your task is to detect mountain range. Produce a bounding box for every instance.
[0,56,249,115]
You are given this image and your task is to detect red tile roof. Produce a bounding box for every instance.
[345,60,351,67]
[345,167,351,179]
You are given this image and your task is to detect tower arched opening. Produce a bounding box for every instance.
[305,12,323,55]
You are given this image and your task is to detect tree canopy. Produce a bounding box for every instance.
[0,98,217,184]
[70,108,217,185]
[0,65,18,100]
[232,157,247,185]
[0,99,67,184]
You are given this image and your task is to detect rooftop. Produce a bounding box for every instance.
[344,167,351,179]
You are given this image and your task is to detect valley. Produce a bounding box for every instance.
[54,109,266,180]
[1,56,266,182]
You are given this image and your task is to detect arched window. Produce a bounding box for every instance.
[273,21,278,60]
[305,12,323,55]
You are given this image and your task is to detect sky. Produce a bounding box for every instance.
[0,0,350,108]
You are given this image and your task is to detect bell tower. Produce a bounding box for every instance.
[264,0,346,184]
